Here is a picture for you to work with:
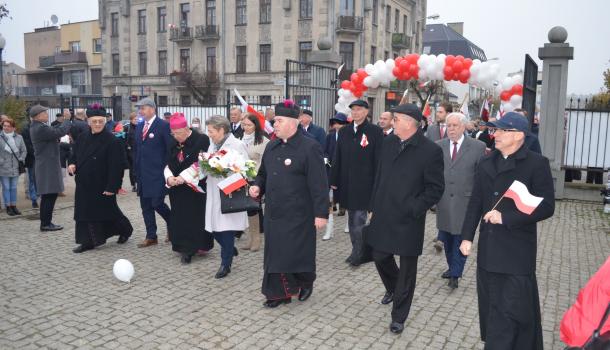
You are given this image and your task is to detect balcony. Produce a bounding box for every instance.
[170,70,220,87]
[169,27,193,43]
[195,25,220,41]
[39,52,88,69]
[336,16,363,34]
[16,85,99,96]
[392,33,411,50]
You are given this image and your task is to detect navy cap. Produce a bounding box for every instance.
[391,103,423,122]
[349,100,369,109]
[330,112,348,124]
[486,112,529,132]
[302,109,313,117]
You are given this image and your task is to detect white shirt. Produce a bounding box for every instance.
[232,122,241,131]
[384,127,394,135]
[144,115,157,128]
[449,134,465,156]
[353,121,361,134]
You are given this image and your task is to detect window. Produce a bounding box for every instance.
[158,50,167,75]
[339,0,354,16]
[236,0,247,25]
[139,52,147,75]
[385,6,391,32]
[394,9,399,32]
[299,0,312,19]
[138,9,146,34]
[236,46,247,73]
[70,70,85,87]
[111,12,119,36]
[403,15,408,35]
[157,7,167,32]
[206,47,216,72]
[339,42,354,71]
[260,44,271,72]
[384,50,389,60]
[112,54,120,75]
[93,39,102,53]
[372,0,378,25]
[206,0,216,26]
[260,95,271,105]
[260,0,271,24]
[370,46,376,64]
[180,49,190,71]
[158,96,168,107]
[70,41,81,52]
[181,95,191,106]
[180,3,190,27]
[299,41,312,64]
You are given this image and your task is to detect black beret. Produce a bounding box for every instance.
[274,100,300,119]
[302,109,313,117]
[391,103,423,122]
[349,99,369,109]
[86,104,107,118]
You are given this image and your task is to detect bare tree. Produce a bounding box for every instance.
[0,3,11,23]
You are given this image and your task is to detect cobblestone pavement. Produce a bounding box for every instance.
[0,191,608,349]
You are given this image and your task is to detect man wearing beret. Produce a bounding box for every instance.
[29,105,72,231]
[330,99,384,266]
[366,103,445,334]
[250,100,329,308]
[460,112,555,349]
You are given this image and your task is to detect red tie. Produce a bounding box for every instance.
[440,126,446,139]
[142,122,150,141]
[451,141,458,161]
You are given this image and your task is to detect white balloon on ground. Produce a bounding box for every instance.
[113,259,135,283]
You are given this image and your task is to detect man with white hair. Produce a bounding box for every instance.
[434,112,486,290]
[229,107,244,139]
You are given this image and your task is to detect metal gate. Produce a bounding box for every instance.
[285,59,338,130]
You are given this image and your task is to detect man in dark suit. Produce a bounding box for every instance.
[133,98,173,247]
[330,100,383,266]
[366,103,445,334]
[322,112,348,241]
[229,107,244,139]
[474,121,494,149]
[378,111,394,136]
[299,109,326,148]
[460,113,555,349]
[426,102,452,142]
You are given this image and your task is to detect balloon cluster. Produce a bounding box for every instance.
[498,75,524,113]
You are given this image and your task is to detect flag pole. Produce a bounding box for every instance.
[490,193,505,211]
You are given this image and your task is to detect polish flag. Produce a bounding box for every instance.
[502,180,543,215]
[422,99,431,119]
[217,173,248,195]
[480,98,490,122]
[234,89,267,131]
[360,134,369,147]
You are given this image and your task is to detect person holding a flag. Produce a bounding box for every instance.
[460,112,555,349]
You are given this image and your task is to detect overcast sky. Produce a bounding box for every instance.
[1,0,608,95]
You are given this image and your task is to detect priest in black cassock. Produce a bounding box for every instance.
[68,104,133,253]
[163,113,214,264]
[250,100,329,308]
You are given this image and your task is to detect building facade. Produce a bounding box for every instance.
[21,20,102,104]
[99,0,426,117]
[1,61,26,96]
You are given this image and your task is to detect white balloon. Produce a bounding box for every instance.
[417,54,429,67]
[436,54,446,63]
[473,59,482,66]
[511,74,523,86]
[502,102,515,112]
[510,94,523,107]
[364,64,375,75]
[385,58,396,70]
[502,77,513,91]
[113,259,135,283]
[435,71,445,80]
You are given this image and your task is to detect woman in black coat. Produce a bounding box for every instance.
[164,114,213,264]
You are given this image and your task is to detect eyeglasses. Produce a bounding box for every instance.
[488,128,520,135]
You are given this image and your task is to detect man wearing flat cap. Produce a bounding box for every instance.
[298,109,326,148]
[67,104,133,253]
[250,99,329,308]
[460,111,555,349]
[133,97,173,247]
[330,99,384,266]
[366,103,445,334]
[29,104,72,231]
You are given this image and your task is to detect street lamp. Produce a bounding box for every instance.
[0,33,5,108]
[426,14,440,20]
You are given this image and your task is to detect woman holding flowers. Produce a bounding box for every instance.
[204,115,250,279]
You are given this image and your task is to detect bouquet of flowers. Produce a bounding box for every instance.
[199,149,257,180]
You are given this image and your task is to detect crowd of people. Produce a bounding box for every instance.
[0,96,559,348]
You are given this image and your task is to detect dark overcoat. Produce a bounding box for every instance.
[30,120,71,195]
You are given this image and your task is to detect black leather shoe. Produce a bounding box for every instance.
[448,277,459,290]
[181,254,192,265]
[235,231,243,239]
[349,259,361,267]
[6,207,15,216]
[40,223,63,232]
[233,246,239,257]
[11,206,22,215]
[32,201,38,209]
[117,235,129,244]
[298,287,313,302]
[131,186,137,192]
[215,265,231,279]
[73,245,94,253]
[344,256,353,264]
[263,298,291,308]
[441,270,450,279]
[389,321,404,334]
[381,291,394,305]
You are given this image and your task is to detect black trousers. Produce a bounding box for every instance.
[40,193,58,226]
[262,272,316,300]
[477,267,543,350]
[373,250,418,324]
[127,152,136,187]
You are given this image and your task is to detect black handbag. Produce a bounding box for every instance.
[219,186,260,214]
[1,134,26,174]
[354,225,374,265]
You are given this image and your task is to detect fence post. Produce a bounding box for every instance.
[59,94,64,112]
[226,89,231,119]
[538,26,574,199]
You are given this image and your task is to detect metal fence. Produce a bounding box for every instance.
[563,98,610,170]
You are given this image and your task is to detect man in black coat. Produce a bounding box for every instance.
[21,120,38,208]
[229,107,244,139]
[330,99,383,266]
[299,109,326,148]
[366,103,445,334]
[250,100,329,308]
[460,113,555,349]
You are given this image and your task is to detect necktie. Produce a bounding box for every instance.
[451,141,458,161]
[142,122,150,141]
[440,125,446,139]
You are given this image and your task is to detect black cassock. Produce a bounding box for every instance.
[254,131,329,299]
[167,131,214,255]
[71,130,133,246]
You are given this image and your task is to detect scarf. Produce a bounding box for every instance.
[213,134,230,151]
[241,132,255,147]
[1,131,17,154]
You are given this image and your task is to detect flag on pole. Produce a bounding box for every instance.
[234,89,267,132]
[495,103,505,119]
[480,97,490,122]
[217,173,248,195]
[399,88,410,105]
[502,180,544,215]
[460,93,469,117]
[422,97,431,119]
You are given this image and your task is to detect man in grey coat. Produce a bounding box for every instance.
[29,105,71,231]
[435,112,486,289]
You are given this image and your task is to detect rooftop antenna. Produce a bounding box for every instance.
[51,14,58,26]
